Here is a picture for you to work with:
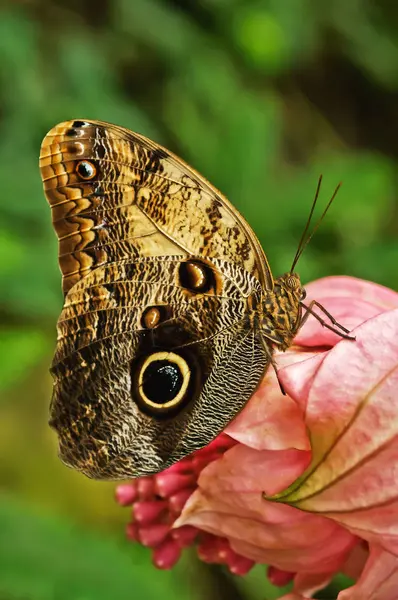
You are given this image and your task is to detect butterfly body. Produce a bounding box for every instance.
[40,120,306,479]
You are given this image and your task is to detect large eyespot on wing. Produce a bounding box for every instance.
[39,119,273,294]
[48,256,268,479]
[131,350,200,418]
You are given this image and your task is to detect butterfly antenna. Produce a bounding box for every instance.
[291,177,341,272]
[290,175,323,272]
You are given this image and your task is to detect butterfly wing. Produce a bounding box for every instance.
[40,120,273,293]
[49,256,267,479]
[40,120,271,479]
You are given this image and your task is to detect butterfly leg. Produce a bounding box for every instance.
[300,301,355,340]
[258,334,286,396]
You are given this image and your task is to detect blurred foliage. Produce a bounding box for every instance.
[0,0,397,598]
[0,495,201,600]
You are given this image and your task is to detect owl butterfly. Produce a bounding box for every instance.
[40,120,352,480]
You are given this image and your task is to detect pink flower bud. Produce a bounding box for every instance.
[168,488,195,514]
[197,534,229,564]
[268,566,295,587]
[138,524,170,548]
[115,483,138,506]
[170,525,198,547]
[152,539,181,570]
[137,477,155,499]
[155,473,196,498]
[125,522,139,541]
[133,500,167,525]
[228,555,255,576]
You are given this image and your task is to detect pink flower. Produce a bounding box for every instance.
[116,276,398,598]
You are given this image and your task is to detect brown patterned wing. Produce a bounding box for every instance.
[39,120,273,294]
[40,120,273,479]
[49,256,268,479]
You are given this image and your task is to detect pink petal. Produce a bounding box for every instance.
[296,276,398,347]
[226,347,328,450]
[275,308,398,555]
[305,276,398,310]
[341,542,369,580]
[281,351,327,413]
[176,488,357,574]
[226,362,311,451]
[293,571,336,596]
[176,418,357,574]
[338,545,398,600]
[197,443,311,497]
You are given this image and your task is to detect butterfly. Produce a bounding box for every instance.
[40,120,352,480]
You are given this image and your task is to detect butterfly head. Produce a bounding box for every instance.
[276,270,306,311]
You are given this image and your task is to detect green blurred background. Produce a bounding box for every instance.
[0,0,397,598]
